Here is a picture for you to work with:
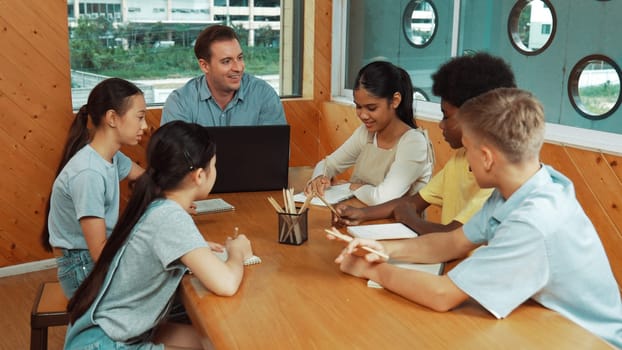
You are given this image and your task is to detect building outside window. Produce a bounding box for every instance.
[67,0,302,109]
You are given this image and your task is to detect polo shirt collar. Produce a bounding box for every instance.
[198,74,247,103]
[490,165,549,222]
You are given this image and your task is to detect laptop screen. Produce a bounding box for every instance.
[206,125,290,193]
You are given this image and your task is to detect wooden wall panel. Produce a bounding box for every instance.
[312,0,332,102]
[283,100,321,166]
[0,0,72,266]
[418,119,452,173]
[319,102,358,154]
[319,102,358,180]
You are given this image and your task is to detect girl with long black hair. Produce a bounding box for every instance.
[65,121,253,349]
[43,77,147,298]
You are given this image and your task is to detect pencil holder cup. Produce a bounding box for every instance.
[278,208,308,245]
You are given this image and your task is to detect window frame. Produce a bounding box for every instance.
[568,54,622,121]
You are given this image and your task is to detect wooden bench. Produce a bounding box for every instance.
[30,281,69,350]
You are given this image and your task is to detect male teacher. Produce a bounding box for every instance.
[161,24,287,126]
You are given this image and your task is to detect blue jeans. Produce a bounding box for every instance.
[65,324,164,350]
[55,249,94,298]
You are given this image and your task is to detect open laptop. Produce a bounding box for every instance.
[206,125,290,193]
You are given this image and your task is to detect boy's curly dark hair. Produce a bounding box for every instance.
[432,53,516,107]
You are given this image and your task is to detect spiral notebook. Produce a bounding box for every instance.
[194,198,235,214]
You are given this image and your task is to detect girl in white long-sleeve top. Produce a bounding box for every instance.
[305,61,434,205]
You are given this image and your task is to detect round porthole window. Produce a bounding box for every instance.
[403,0,438,48]
[568,55,622,120]
[508,0,556,55]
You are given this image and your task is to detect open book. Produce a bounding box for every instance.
[346,222,443,288]
[293,183,354,206]
[194,198,235,214]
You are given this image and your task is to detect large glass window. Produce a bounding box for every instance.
[333,0,454,119]
[67,0,303,109]
[340,0,453,106]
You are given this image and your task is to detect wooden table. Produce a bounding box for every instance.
[181,191,613,349]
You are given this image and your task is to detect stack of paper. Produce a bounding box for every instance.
[293,183,354,206]
[347,223,418,240]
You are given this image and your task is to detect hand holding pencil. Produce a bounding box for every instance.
[304,158,331,197]
[225,229,253,262]
[325,227,389,261]
[305,175,331,197]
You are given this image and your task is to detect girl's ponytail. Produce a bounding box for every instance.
[396,67,416,128]
[59,105,90,174]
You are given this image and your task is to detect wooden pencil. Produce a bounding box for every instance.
[324,228,390,260]
[315,193,340,218]
[267,196,284,213]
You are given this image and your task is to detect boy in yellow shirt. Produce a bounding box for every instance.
[335,53,515,234]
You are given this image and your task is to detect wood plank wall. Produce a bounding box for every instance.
[0,1,73,266]
[0,0,619,294]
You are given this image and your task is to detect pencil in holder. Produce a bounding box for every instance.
[277,208,308,245]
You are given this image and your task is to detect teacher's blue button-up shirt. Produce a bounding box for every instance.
[161,73,287,127]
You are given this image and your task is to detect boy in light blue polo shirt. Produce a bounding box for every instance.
[333,88,622,348]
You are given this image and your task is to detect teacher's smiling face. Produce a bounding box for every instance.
[199,39,245,95]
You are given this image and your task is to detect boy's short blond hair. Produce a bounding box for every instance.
[457,88,545,163]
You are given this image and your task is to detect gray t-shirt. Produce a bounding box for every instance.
[93,199,208,342]
[48,145,132,249]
